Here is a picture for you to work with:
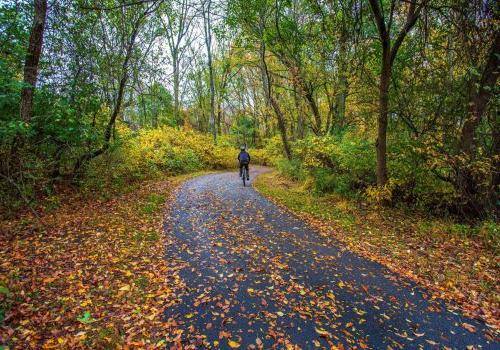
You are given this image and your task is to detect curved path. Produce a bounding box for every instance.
[163,168,496,349]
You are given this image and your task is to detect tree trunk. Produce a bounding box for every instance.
[270,96,293,159]
[74,22,140,174]
[335,74,347,130]
[303,85,322,135]
[203,0,216,143]
[368,0,424,188]
[460,30,500,156]
[20,0,48,122]
[456,30,500,214]
[173,50,180,124]
[376,49,391,187]
[293,84,305,140]
[216,103,223,135]
[258,38,292,159]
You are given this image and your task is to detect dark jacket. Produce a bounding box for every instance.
[238,151,251,164]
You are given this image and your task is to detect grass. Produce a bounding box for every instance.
[254,171,499,326]
[141,193,166,215]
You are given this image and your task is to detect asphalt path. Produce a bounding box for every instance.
[162,167,496,349]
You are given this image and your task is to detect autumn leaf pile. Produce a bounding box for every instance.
[254,172,500,331]
[0,176,191,349]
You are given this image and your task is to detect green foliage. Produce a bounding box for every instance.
[276,131,375,196]
[276,159,305,181]
[77,311,96,324]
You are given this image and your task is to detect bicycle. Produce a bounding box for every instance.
[241,166,248,187]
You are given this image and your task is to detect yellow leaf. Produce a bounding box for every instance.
[119,285,130,291]
[228,340,241,348]
[315,327,331,338]
[185,313,194,319]
[80,300,92,307]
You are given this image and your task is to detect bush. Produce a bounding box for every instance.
[262,136,287,165]
[81,125,238,194]
[272,130,462,214]
[276,159,306,181]
[280,131,375,196]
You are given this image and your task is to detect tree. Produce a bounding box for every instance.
[202,0,217,142]
[368,0,427,186]
[161,0,196,124]
[74,0,162,172]
[19,0,47,122]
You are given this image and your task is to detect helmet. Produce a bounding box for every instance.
[240,146,245,151]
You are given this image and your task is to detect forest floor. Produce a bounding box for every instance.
[0,168,498,349]
[0,172,211,349]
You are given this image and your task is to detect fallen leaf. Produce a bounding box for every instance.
[228,339,241,348]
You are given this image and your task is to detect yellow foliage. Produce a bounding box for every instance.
[365,179,398,204]
[83,126,271,194]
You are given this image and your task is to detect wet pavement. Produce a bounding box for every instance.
[162,167,497,349]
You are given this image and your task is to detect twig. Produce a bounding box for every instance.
[0,173,42,222]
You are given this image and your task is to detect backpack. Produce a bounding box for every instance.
[239,151,250,163]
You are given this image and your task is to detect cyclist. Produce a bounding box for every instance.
[238,146,251,181]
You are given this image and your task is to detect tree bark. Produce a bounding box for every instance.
[20,0,48,122]
[259,38,292,159]
[172,49,180,123]
[74,18,140,174]
[293,83,305,140]
[335,74,347,130]
[376,49,391,186]
[456,30,500,213]
[303,83,322,135]
[460,30,500,156]
[368,0,424,187]
[202,0,216,143]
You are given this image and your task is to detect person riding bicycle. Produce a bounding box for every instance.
[238,146,251,181]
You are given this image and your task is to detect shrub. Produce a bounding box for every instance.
[276,159,306,181]
[81,125,240,195]
[281,131,376,196]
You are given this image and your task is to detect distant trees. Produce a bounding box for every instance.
[1,0,497,218]
[161,0,196,125]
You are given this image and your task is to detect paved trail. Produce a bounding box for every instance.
[163,168,496,349]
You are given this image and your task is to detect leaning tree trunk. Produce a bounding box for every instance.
[258,39,292,159]
[20,0,48,122]
[73,22,140,174]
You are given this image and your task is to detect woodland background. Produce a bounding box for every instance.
[1,0,498,225]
